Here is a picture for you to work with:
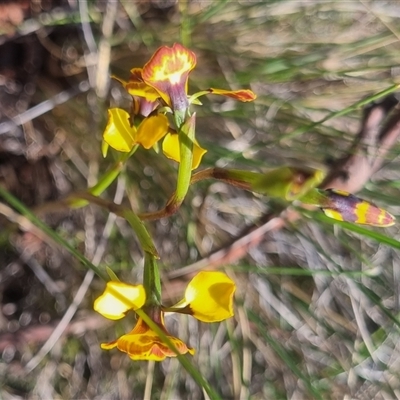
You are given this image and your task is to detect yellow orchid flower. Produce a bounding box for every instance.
[94,271,236,361]
[109,43,256,168]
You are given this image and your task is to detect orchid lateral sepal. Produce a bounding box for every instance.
[162,131,207,170]
[102,140,109,158]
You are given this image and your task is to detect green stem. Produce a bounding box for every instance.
[142,252,161,306]
[67,192,159,258]
[89,160,128,197]
[121,210,159,258]
[70,150,135,209]
[168,113,196,212]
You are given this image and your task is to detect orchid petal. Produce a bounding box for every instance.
[94,281,146,320]
[103,108,136,152]
[136,114,169,149]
